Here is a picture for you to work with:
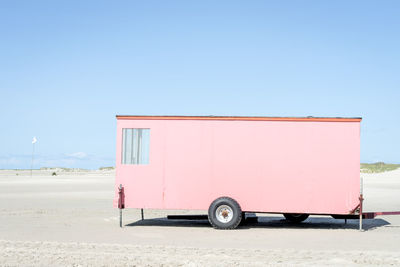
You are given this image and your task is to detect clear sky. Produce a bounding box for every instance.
[1,1,399,169]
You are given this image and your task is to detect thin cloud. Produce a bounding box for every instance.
[66,152,88,159]
[0,153,114,169]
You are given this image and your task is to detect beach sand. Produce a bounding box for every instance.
[0,169,399,266]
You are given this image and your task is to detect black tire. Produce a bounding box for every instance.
[283,213,309,223]
[331,214,359,220]
[208,197,242,229]
[239,212,246,226]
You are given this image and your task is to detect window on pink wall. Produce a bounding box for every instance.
[122,128,150,164]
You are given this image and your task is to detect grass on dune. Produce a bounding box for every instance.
[361,162,400,173]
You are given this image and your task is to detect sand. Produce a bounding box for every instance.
[0,169,400,266]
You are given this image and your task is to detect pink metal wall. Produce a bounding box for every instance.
[114,118,360,215]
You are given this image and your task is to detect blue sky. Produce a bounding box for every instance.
[1,1,399,169]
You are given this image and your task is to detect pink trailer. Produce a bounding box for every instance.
[114,115,365,229]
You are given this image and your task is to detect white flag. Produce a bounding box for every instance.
[32,137,37,144]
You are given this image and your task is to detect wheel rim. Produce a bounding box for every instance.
[215,205,234,223]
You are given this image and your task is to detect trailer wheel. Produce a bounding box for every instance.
[283,213,309,223]
[208,197,242,229]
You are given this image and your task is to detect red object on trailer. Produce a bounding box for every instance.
[118,185,125,209]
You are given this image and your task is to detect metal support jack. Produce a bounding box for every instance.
[359,177,364,232]
[120,207,122,228]
[118,184,125,228]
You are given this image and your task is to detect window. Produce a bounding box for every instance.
[122,128,150,164]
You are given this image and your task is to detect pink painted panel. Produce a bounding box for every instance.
[114,118,360,215]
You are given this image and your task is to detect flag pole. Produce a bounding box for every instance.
[30,137,37,178]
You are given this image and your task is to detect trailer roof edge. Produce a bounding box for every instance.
[115,115,362,122]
